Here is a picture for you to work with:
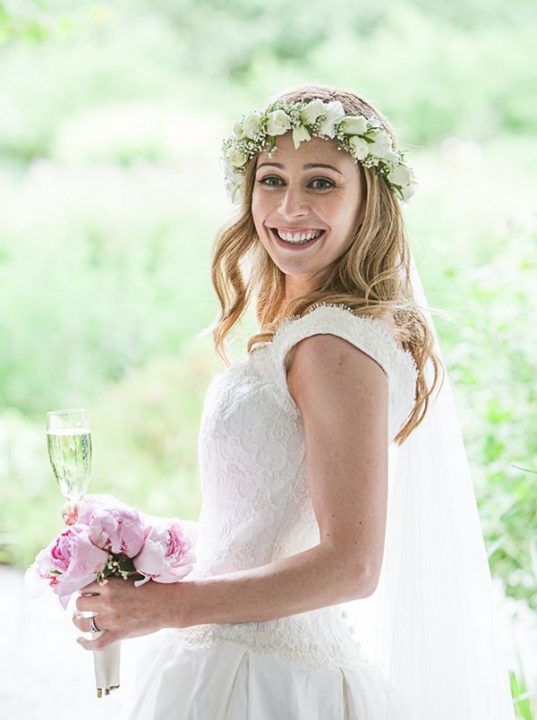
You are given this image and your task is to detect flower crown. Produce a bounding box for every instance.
[221,98,418,204]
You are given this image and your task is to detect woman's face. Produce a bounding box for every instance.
[251,131,364,300]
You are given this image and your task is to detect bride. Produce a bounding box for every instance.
[69,84,515,719]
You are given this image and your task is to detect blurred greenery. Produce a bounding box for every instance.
[0,0,535,661]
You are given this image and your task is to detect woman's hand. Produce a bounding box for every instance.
[73,576,192,651]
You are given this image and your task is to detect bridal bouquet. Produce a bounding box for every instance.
[25,493,195,697]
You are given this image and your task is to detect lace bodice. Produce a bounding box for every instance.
[167,303,418,671]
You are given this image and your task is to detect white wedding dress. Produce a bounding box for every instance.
[119,303,419,719]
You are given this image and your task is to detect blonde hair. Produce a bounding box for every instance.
[210,83,444,445]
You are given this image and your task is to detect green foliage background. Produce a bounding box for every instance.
[0,0,536,628]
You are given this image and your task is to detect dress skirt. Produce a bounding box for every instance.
[118,630,414,720]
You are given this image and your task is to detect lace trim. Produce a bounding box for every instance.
[273,302,419,377]
[164,611,367,672]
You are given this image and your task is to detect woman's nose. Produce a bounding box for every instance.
[278,185,308,218]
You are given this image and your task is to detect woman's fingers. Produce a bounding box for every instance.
[72,611,94,631]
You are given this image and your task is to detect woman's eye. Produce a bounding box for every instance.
[257,176,283,186]
[310,178,334,190]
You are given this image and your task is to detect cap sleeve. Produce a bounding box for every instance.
[270,303,418,442]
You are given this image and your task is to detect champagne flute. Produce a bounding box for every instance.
[46,409,119,697]
[46,408,92,503]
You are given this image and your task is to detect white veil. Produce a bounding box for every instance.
[344,254,516,719]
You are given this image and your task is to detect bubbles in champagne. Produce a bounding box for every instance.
[47,428,92,501]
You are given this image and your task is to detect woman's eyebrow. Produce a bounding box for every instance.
[256,161,343,176]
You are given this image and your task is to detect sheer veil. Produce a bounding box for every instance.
[343,253,516,719]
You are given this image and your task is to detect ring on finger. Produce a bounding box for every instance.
[89,615,100,633]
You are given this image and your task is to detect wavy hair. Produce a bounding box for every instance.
[209,83,445,444]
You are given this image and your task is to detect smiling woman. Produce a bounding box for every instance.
[78,84,515,720]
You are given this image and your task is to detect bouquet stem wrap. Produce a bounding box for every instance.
[90,626,120,697]
[79,609,120,697]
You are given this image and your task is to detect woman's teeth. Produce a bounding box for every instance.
[274,229,323,244]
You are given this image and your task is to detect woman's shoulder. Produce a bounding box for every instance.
[268,302,418,440]
[272,302,417,380]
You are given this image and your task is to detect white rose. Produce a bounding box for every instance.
[318,100,346,138]
[266,109,292,136]
[339,115,369,135]
[383,149,400,163]
[348,136,370,160]
[227,167,244,183]
[368,130,394,159]
[227,146,248,168]
[300,99,327,125]
[401,181,418,200]
[387,164,413,187]
[292,124,311,149]
[227,181,241,203]
[232,121,245,140]
[225,169,244,202]
[242,112,263,139]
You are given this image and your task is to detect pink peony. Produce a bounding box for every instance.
[26,524,109,609]
[77,494,146,557]
[26,495,198,612]
[133,520,195,586]
[76,493,125,523]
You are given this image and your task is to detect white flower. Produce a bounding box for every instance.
[266,109,292,136]
[228,183,240,204]
[401,181,418,200]
[348,136,370,160]
[368,130,393,159]
[222,100,418,204]
[318,100,346,138]
[232,121,245,140]
[226,145,248,168]
[383,149,400,163]
[224,163,244,182]
[226,169,244,203]
[292,124,311,149]
[242,111,263,139]
[387,164,413,187]
[300,99,327,125]
[339,115,369,135]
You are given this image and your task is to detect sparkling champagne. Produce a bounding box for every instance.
[47,427,92,501]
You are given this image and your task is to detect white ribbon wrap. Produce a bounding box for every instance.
[80,612,121,697]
